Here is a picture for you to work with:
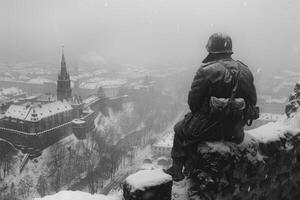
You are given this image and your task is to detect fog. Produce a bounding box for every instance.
[1,0,300,71]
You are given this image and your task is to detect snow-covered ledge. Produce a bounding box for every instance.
[188,116,300,200]
[34,190,122,200]
[123,169,173,200]
[34,170,172,200]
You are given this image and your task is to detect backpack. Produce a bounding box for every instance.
[209,63,246,120]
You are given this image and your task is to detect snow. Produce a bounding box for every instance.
[153,131,174,148]
[0,87,24,96]
[5,101,72,122]
[70,72,93,81]
[83,95,98,104]
[259,113,285,121]
[34,191,121,200]
[140,163,156,170]
[72,119,85,124]
[247,121,300,143]
[80,79,127,90]
[125,169,172,192]
[265,97,287,103]
[203,142,231,153]
[172,179,190,200]
[157,156,168,161]
[27,77,55,84]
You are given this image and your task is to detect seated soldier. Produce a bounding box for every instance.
[164,33,258,181]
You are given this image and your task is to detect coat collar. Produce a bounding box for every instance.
[202,53,233,63]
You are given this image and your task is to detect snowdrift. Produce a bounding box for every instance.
[34,191,121,200]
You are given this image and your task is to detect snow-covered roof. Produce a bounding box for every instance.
[5,101,72,122]
[79,79,127,90]
[83,95,98,104]
[27,77,55,84]
[125,169,172,192]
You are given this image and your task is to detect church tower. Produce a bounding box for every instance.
[57,47,72,101]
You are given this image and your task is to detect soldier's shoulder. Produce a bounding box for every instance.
[197,62,225,80]
[236,60,249,68]
[200,61,218,68]
[200,61,217,67]
[200,61,224,71]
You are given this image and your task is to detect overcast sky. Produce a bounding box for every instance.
[0,0,300,71]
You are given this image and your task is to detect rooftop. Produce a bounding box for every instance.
[5,101,72,122]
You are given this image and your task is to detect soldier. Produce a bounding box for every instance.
[164,33,258,181]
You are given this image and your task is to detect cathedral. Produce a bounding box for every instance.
[57,48,72,101]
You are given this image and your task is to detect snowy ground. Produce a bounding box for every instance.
[247,111,300,143]
[32,110,186,200]
[34,174,190,200]
[34,190,122,200]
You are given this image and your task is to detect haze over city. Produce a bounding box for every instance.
[1,0,300,71]
[2,1,300,200]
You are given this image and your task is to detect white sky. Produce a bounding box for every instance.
[0,0,300,71]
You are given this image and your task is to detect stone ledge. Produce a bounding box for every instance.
[188,121,300,200]
[123,169,173,200]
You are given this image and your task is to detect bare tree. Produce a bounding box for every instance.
[0,141,15,179]
[36,174,48,197]
[49,145,65,192]
[84,138,100,194]
[9,182,17,200]
[17,175,33,199]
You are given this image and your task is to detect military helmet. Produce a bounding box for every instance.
[206,33,233,54]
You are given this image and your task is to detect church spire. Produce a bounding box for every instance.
[57,46,72,101]
[60,45,67,78]
[61,46,66,69]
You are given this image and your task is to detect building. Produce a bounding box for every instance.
[0,49,84,134]
[57,48,72,101]
[2,101,73,133]
[152,131,173,157]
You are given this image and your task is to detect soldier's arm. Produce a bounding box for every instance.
[247,71,257,106]
[188,67,209,114]
[237,61,257,106]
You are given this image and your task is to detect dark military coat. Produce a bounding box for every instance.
[182,58,257,144]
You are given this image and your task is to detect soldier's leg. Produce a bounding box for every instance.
[164,120,186,181]
[222,119,244,144]
[171,120,187,159]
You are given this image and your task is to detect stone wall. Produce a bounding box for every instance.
[188,121,300,200]
[123,169,173,200]
[121,120,300,200]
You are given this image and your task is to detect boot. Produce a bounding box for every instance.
[183,159,193,177]
[163,159,184,182]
